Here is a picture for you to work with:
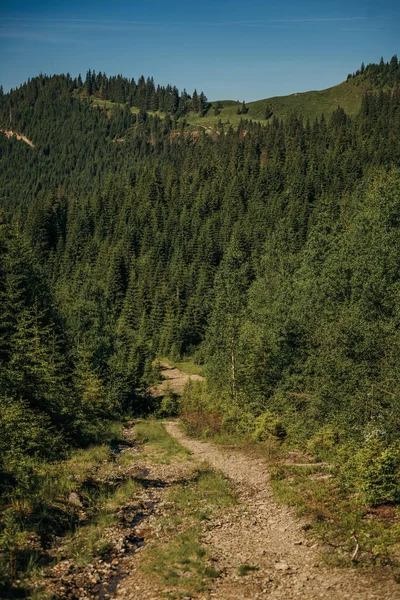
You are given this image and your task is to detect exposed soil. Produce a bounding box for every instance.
[0,128,35,147]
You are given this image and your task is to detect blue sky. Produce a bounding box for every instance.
[1,0,399,101]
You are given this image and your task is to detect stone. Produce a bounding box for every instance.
[274,561,289,571]
[68,492,83,507]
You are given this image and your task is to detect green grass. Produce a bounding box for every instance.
[141,465,235,597]
[167,463,237,521]
[184,77,370,128]
[87,75,372,134]
[64,524,113,566]
[142,528,219,597]
[270,464,400,573]
[63,477,140,566]
[90,96,167,120]
[115,450,138,466]
[246,77,369,122]
[157,357,205,377]
[59,421,190,568]
[172,360,204,377]
[0,420,137,594]
[133,419,191,462]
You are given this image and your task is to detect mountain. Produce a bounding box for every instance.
[1,54,400,594]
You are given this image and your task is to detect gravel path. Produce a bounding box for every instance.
[165,421,400,600]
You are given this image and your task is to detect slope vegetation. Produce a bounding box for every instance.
[187,77,371,127]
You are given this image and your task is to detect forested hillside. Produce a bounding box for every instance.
[1,55,400,594]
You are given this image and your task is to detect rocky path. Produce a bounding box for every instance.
[164,421,399,600]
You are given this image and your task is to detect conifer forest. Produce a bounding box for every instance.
[1,56,400,597]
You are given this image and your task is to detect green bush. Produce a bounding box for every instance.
[157,387,179,418]
[251,410,286,442]
[307,424,341,460]
[0,396,66,464]
[221,404,254,436]
[354,438,400,506]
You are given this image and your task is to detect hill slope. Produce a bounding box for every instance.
[87,67,394,129]
[186,77,375,127]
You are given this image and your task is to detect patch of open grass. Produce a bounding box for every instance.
[133,419,190,463]
[158,357,204,377]
[66,445,112,479]
[175,360,204,377]
[64,524,113,566]
[103,478,139,510]
[142,528,219,597]
[115,450,138,467]
[88,73,375,137]
[167,463,237,521]
[90,97,167,120]
[140,463,235,597]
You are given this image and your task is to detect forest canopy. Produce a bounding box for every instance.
[1,55,400,517]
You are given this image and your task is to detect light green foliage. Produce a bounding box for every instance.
[205,239,251,401]
[220,402,255,437]
[180,381,223,438]
[307,425,341,461]
[156,386,179,418]
[251,410,286,442]
[348,437,400,507]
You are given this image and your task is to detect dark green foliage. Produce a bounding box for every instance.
[348,55,400,87]
[237,100,248,115]
[1,63,400,527]
[265,103,273,120]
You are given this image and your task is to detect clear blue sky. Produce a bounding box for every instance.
[1,0,399,101]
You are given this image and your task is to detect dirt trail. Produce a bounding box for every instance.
[113,364,399,599]
[0,128,35,147]
[164,421,399,599]
[149,361,204,396]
